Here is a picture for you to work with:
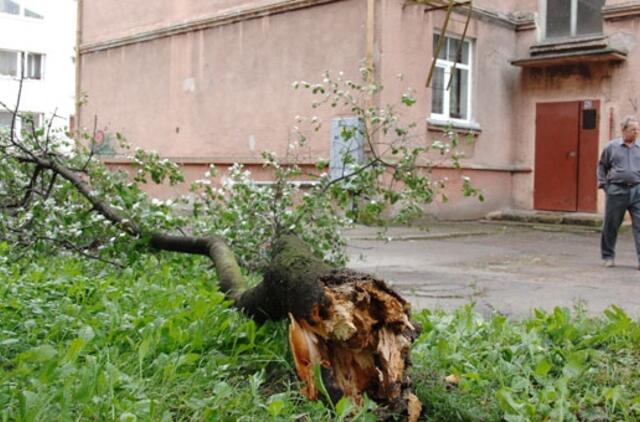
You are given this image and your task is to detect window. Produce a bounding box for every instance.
[0,49,18,76]
[431,34,472,122]
[0,0,43,19]
[0,111,44,135]
[0,111,12,129]
[545,0,605,39]
[24,7,42,19]
[19,112,43,130]
[24,52,43,79]
[0,0,18,15]
[0,49,44,79]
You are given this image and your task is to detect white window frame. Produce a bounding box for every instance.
[430,34,473,123]
[541,0,604,39]
[0,49,45,80]
[0,0,44,19]
[0,111,44,135]
[23,52,44,80]
[0,48,20,78]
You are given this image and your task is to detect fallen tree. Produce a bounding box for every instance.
[0,70,480,420]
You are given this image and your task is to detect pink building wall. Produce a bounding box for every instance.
[77,0,640,219]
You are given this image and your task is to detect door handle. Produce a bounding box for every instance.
[567,151,577,158]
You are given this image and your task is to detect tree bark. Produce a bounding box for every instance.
[265,236,423,420]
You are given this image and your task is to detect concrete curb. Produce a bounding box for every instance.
[478,219,603,234]
[485,209,603,227]
[347,230,497,242]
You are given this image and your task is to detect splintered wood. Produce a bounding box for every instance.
[288,273,422,420]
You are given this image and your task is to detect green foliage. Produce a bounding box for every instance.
[0,253,358,421]
[412,305,640,421]
[189,159,350,270]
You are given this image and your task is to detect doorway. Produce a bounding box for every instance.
[534,100,599,212]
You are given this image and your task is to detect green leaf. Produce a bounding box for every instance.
[177,353,201,367]
[79,325,95,342]
[496,388,523,415]
[64,338,87,363]
[19,345,58,363]
[535,358,552,377]
[313,364,334,410]
[336,396,353,419]
[0,338,19,347]
[119,412,137,422]
[267,400,285,416]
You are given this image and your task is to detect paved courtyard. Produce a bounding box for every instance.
[345,222,640,318]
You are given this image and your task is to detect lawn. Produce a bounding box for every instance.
[1,249,639,421]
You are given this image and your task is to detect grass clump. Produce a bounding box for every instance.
[412,305,640,421]
[0,253,342,421]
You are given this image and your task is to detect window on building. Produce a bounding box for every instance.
[0,49,18,76]
[546,0,605,39]
[0,0,19,15]
[0,111,13,129]
[20,112,43,129]
[24,52,43,79]
[0,49,44,79]
[0,0,43,18]
[431,34,472,121]
[0,111,44,135]
[24,7,42,19]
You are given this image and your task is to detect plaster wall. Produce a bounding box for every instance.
[0,0,76,132]
[475,0,535,13]
[81,0,342,45]
[79,0,367,163]
[426,168,513,219]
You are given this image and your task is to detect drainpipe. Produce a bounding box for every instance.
[74,0,82,138]
[365,0,377,159]
[366,0,375,77]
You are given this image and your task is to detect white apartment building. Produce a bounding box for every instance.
[0,0,76,135]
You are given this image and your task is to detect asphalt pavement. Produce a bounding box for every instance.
[344,221,640,319]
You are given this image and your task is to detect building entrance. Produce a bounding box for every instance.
[534,100,599,212]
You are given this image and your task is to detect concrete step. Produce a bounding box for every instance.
[485,209,603,227]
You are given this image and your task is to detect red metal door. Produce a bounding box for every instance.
[535,102,580,211]
[534,101,599,212]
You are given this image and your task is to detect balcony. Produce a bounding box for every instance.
[511,34,626,67]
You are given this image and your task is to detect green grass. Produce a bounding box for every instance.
[0,253,339,421]
[412,305,640,421]
[1,251,639,421]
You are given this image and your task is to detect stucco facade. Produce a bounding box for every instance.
[76,0,640,218]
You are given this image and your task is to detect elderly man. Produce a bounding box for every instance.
[597,116,640,268]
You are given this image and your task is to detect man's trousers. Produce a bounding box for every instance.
[601,183,640,261]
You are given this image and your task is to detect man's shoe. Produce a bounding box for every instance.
[603,259,615,268]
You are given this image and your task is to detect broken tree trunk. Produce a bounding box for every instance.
[262,236,423,420]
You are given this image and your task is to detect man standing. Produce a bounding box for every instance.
[598,116,640,268]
